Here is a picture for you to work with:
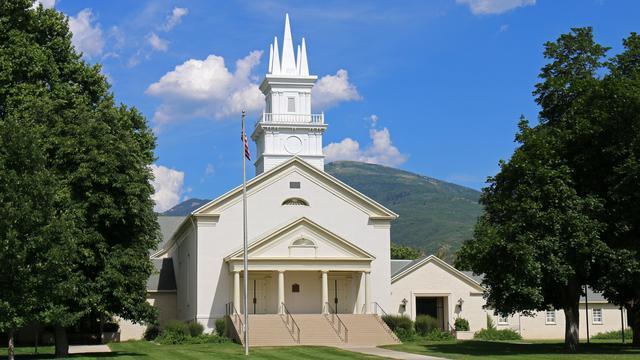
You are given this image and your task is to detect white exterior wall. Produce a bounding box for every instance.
[391,260,487,332]
[493,304,628,339]
[195,167,392,330]
[171,224,197,322]
[118,292,177,341]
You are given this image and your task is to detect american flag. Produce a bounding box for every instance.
[241,131,251,161]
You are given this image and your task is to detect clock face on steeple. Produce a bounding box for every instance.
[285,136,303,154]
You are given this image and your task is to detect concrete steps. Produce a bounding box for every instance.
[340,314,401,346]
[229,313,400,347]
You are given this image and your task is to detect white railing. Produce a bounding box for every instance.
[258,112,324,125]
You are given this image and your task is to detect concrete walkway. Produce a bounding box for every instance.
[340,346,447,360]
[68,345,111,354]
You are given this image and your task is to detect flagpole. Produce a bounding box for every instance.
[241,110,249,356]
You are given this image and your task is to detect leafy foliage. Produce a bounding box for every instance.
[391,244,422,260]
[415,315,440,336]
[592,329,633,340]
[215,319,226,337]
[423,330,455,341]
[0,1,159,356]
[382,315,416,341]
[155,321,228,345]
[188,322,204,337]
[474,328,522,341]
[455,317,470,331]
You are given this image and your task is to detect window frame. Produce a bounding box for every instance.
[545,310,556,325]
[592,308,603,325]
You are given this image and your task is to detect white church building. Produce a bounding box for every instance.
[118,15,627,346]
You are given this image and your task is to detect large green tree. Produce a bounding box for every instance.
[457,28,616,352]
[0,1,159,356]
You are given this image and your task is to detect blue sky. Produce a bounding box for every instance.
[40,0,639,211]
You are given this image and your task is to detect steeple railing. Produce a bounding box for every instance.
[258,112,324,125]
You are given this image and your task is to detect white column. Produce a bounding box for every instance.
[278,270,285,314]
[356,272,365,314]
[233,271,240,313]
[364,271,371,314]
[321,270,328,314]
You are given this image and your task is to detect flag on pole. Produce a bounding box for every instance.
[241,131,251,161]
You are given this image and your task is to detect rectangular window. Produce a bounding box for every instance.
[289,181,300,189]
[592,309,603,324]
[545,310,556,325]
[497,315,509,325]
[287,97,296,112]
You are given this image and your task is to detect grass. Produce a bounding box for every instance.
[385,339,640,359]
[1,341,381,359]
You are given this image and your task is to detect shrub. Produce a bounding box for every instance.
[382,314,414,333]
[592,328,633,340]
[382,315,415,342]
[423,329,455,341]
[474,328,522,341]
[215,318,226,337]
[415,315,439,336]
[394,327,416,342]
[188,321,204,337]
[156,320,191,344]
[182,334,230,344]
[454,317,470,331]
[144,324,161,341]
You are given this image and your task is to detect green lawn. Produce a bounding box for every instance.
[385,339,640,359]
[1,341,380,359]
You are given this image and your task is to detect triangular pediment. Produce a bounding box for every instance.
[224,217,374,261]
[193,157,397,220]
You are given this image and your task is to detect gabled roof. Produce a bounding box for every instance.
[192,156,398,220]
[224,216,375,261]
[390,259,413,277]
[391,255,485,292]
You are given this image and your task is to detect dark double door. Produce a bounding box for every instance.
[415,296,445,330]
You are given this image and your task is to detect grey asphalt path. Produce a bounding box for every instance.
[339,346,448,359]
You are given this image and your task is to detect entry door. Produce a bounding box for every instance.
[330,279,350,313]
[251,279,268,314]
[415,297,445,330]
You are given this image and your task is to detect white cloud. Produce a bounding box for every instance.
[68,9,104,58]
[148,32,169,52]
[312,69,362,110]
[32,0,55,9]
[369,114,379,127]
[163,7,189,31]
[150,164,185,212]
[324,127,407,167]
[146,51,265,123]
[456,0,535,15]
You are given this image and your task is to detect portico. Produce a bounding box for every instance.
[224,217,375,315]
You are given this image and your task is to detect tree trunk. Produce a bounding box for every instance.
[561,279,581,352]
[563,305,580,352]
[8,329,15,360]
[54,325,69,358]
[628,305,640,347]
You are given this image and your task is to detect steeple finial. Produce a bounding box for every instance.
[271,36,281,74]
[280,13,297,75]
[299,37,309,76]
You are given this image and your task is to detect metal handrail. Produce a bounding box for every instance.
[323,302,348,343]
[280,302,301,343]
[225,302,244,336]
[373,302,388,316]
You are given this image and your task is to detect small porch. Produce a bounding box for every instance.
[228,269,373,315]
[223,217,376,316]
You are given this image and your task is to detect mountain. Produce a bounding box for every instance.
[161,161,483,254]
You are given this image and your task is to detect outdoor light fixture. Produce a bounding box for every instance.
[457,298,464,311]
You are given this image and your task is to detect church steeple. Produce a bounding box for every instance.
[251,14,326,175]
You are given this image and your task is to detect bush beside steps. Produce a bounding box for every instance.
[145,320,230,345]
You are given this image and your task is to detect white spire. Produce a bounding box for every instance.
[280,13,297,75]
[268,43,274,73]
[299,37,309,76]
[296,44,301,74]
[271,36,281,75]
